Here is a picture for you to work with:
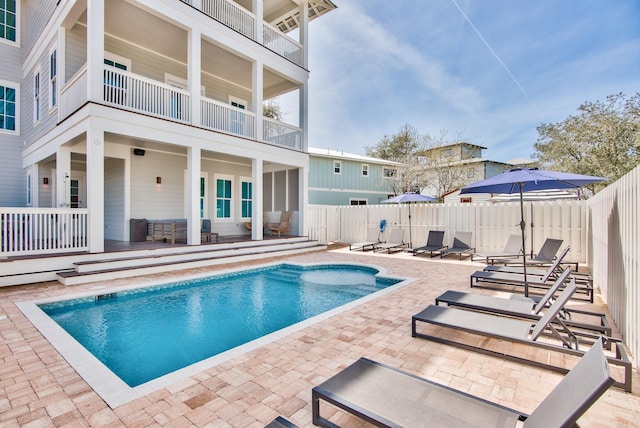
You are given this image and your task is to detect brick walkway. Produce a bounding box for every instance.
[1,249,638,427]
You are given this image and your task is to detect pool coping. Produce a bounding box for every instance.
[16,261,415,408]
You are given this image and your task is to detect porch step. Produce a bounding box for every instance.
[56,239,325,286]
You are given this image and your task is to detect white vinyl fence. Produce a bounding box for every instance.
[587,164,639,368]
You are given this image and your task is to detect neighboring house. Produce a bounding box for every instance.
[308,148,401,205]
[0,0,335,252]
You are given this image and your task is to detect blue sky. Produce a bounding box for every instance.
[282,0,640,163]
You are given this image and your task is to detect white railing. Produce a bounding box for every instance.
[587,164,639,368]
[263,21,303,66]
[103,67,191,123]
[58,64,88,120]
[201,97,256,138]
[200,0,256,40]
[263,118,302,150]
[1,208,88,256]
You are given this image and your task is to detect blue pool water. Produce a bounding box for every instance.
[40,264,400,387]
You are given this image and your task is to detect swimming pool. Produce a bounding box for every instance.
[19,262,409,407]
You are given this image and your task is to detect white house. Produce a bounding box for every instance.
[1,0,336,254]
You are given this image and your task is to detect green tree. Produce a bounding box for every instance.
[533,92,640,188]
[263,99,284,121]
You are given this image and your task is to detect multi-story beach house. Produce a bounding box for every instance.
[1,0,336,254]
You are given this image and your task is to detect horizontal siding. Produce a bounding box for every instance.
[0,138,26,206]
[105,158,125,240]
[309,190,389,205]
[66,24,87,81]
[309,157,395,194]
[23,0,57,55]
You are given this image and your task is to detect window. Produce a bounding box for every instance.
[460,197,472,203]
[104,53,130,105]
[215,175,233,220]
[33,71,41,124]
[383,167,397,178]
[333,160,341,174]
[229,96,247,136]
[361,164,369,177]
[200,176,206,218]
[49,49,57,109]
[350,199,367,205]
[466,169,475,178]
[442,149,452,158]
[1,0,17,43]
[0,81,18,133]
[26,170,32,206]
[241,178,252,219]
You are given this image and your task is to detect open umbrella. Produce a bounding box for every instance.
[381,192,436,249]
[460,167,607,297]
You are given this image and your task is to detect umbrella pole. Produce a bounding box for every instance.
[519,185,528,297]
[408,203,413,249]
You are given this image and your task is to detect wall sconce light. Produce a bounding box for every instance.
[156,176,162,184]
[43,177,49,185]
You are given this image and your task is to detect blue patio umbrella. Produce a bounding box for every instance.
[460,168,607,296]
[382,192,436,249]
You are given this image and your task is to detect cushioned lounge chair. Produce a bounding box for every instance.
[471,234,522,263]
[498,238,563,266]
[312,341,614,427]
[411,230,446,257]
[440,231,474,259]
[349,227,380,251]
[412,281,632,392]
[436,268,611,337]
[373,228,406,253]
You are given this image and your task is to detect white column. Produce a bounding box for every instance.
[86,127,105,253]
[298,166,308,236]
[253,0,263,44]
[186,146,201,245]
[188,29,201,126]
[253,60,264,141]
[86,0,104,103]
[251,158,264,240]
[56,146,71,207]
[32,163,40,208]
[299,80,309,151]
[300,2,309,68]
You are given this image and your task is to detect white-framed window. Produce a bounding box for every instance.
[442,149,452,158]
[200,175,207,218]
[383,167,397,178]
[104,52,131,105]
[349,199,367,205]
[229,96,247,135]
[33,70,41,124]
[333,160,341,174]
[214,173,233,221]
[240,177,252,220]
[49,48,57,110]
[466,169,475,178]
[0,80,18,134]
[0,0,18,44]
[361,164,369,177]
[26,169,33,206]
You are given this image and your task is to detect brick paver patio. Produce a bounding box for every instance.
[1,248,638,427]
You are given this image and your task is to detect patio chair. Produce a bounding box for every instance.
[411,230,446,257]
[373,228,406,253]
[498,238,563,267]
[200,219,218,243]
[471,234,522,263]
[349,227,380,251]
[312,340,614,427]
[244,212,266,232]
[436,268,611,337]
[264,416,298,428]
[268,210,292,236]
[412,281,632,392]
[440,231,474,259]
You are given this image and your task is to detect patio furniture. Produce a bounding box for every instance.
[268,210,293,236]
[265,416,298,428]
[312,341,614,427]
[471,234,522,263]
[373,228,406,253]
[411,230,446,257]
[498,238,563,266]
[200,219,218,242]
[440,231,474,259]
[245,212,267,232]
[150,220,187,244]
[436,268,611,338]
[349,227,380,251]
[412,281,632,392]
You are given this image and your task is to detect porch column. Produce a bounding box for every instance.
[186,146,201,245]
[253,60,264,141]
[86,127,105,253]
[251,158,264,240]
[299,80,309,151]
[298,166,308,236]
[86,0,104,103]
[300,1,309,69]
[253,0,263,44]
[56,146,71,207]
[32,163,40,207]
[188,29,201,127]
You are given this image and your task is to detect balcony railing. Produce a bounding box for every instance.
[59,64,87,119]
[263,22,302,66]
[1,208,88,256]
[263,118,302,150]
[201,97,256,139]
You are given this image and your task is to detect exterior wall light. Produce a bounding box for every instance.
[156,176,162,184]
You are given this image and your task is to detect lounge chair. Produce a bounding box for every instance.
[373,228,406,253]
[498,238,563,267]
[471,234,522,263]
[244,212,267,232]
[268,210,293,236]
[348,227,380,251]
[436,268,611,337]
[412,281,632,392]
[200,219,218,242]
[440,231,473,259]
[264,416,298,428]
[483,256,592,288]
[411,230,446,257]
[312,340,614,427]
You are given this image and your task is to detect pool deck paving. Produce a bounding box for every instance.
[1,247,639,427]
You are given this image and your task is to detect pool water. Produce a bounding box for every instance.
[40,264,400,387]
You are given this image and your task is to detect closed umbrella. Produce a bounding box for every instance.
[382,192,436,249]
[460,167,607,297]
